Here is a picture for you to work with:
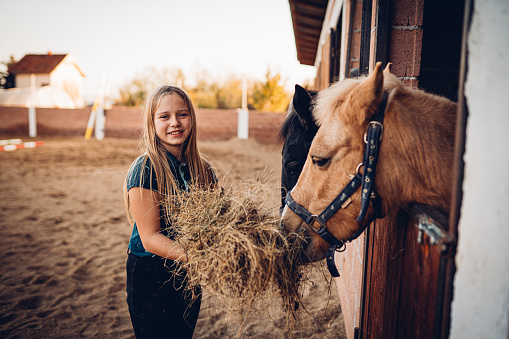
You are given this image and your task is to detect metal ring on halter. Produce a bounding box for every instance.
[335,243,347,252]
[356,162,364,174]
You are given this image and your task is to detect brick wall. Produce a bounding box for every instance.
[323,2,427,337]
[0,106,285,146]
[388,0,424,88]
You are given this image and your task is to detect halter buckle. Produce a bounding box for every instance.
[364,121,384,143]
[307,214,326,232]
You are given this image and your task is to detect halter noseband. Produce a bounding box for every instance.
[285,92,388,277]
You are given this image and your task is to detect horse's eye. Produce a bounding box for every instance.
[287,162,302,175]
[312,156,330,167]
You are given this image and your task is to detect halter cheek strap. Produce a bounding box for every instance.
[357,92,387,222]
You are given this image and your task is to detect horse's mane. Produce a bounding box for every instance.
[313,73,407,126]
[276,103,298,143]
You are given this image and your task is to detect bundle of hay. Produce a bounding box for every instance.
[163,180,310,326]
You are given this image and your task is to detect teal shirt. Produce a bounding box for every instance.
[126,151,194,257]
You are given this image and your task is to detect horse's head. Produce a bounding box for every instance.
[281,62,457,262]
[278,85,318,210]
[281,63,393,262]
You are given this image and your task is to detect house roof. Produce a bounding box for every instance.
[8,54,81,75]
[288,0,328,66]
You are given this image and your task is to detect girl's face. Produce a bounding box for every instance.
[154,93,192,157]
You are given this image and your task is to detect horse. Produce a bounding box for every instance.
[277,84,318,212]
[280,62,457,263]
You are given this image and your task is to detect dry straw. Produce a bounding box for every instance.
[163,179,317,333]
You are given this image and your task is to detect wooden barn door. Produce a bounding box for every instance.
[356,0,467,337]
[361,207,453,338]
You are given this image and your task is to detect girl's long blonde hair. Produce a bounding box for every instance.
[124,86,216,227]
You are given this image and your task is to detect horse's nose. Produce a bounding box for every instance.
[279,204,289,231]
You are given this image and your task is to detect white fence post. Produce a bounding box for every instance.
[237,78,249,140]
[28,74,37,137]
[85,75,106,140]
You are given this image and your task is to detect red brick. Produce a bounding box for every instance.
[388,29,423,78]
[390,0,424,27]
[400,78,420,89]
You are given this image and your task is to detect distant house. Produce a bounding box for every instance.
[0,53,85,108]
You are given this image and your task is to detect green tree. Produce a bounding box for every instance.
[187,71,243,109]
[0,55,17,89]
[216,76,242,109]
[118,78,148,107]
[116,66,291,112]
[250,70,291,112]
[117,67,187,107]
[185,68,217,108]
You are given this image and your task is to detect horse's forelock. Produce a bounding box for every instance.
[313,73,406,126]
[313,78,364,126]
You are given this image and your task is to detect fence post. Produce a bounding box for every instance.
[237,78,249,140]
[28,74,37,137]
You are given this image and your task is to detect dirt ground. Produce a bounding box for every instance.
[0,136,346,338]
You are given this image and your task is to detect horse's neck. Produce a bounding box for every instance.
[381,90,457,213]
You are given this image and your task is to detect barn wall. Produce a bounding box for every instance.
[312,0,429,337]
[386,0,423,88]
[294,0,509,337]
[343,0,362,77]
[333,3,365,338]
[450,0,509,337]
[335,234,365,338]
[0,106,285,146]
[311,1,367,337]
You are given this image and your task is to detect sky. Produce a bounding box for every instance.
[0,0,317,104]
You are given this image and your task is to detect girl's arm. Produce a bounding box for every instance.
[129,187,186,261]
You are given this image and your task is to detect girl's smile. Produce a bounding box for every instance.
[154,93,191,156]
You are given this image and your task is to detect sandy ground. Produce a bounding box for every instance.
[0,136,346,338]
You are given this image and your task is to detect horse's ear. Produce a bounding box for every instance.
[347,62,384,124]
[293,84,314,125]
[384,62,392,74]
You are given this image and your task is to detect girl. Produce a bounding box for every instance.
[124,86,216,338]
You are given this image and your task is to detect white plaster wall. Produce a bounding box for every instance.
[314,0,344,69]
[16,74,51,88]
[50,55,85,107]
[450,0,509,338]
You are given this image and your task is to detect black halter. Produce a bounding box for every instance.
[285,92,388,277]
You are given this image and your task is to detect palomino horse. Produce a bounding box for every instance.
[280,62,457,264]
[278,84,318,211]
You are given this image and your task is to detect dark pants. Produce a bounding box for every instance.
[126,252,201,339]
